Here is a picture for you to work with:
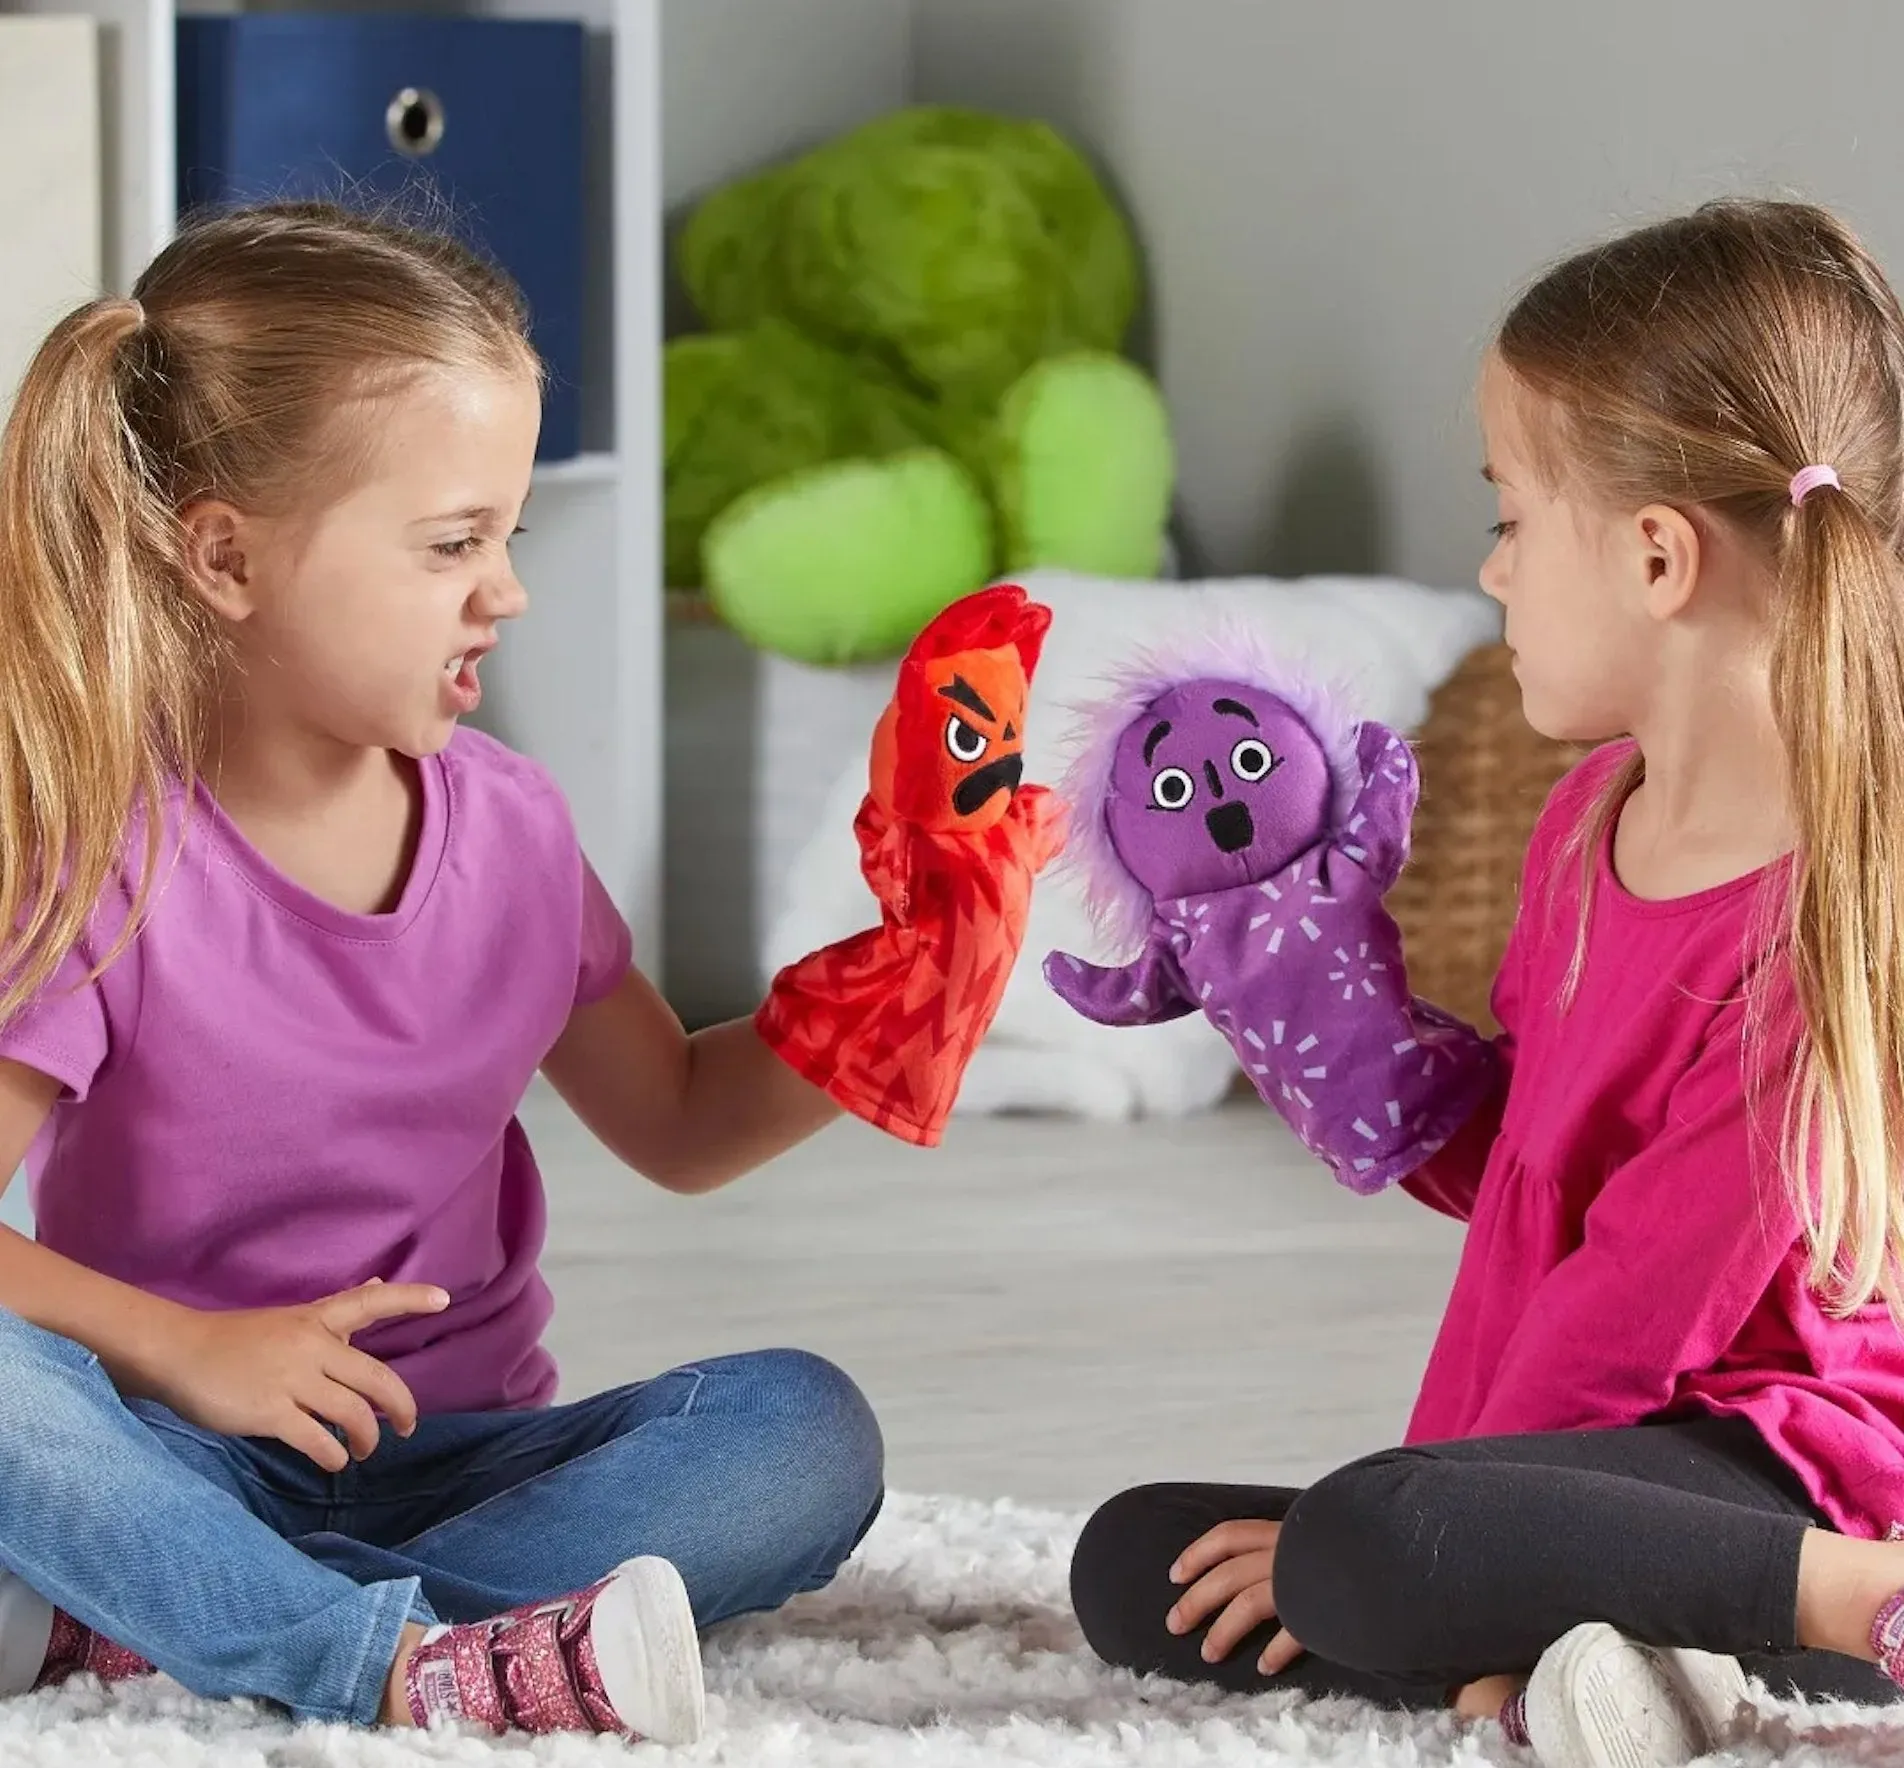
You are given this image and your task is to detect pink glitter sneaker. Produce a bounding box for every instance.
[33,1607,156,1691]
[1873,1588,1904,1686]
[0,1570,152,1697]
[404,1556,704,1743]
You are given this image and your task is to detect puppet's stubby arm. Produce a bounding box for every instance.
[1042,942,1200,1029]
[1341,721,1417,891]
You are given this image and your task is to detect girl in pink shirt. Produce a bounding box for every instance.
[0,201,1022,1743]
[1073,199,1904,1765]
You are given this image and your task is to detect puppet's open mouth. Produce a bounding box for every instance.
[1206,801,1254,853]
[953,752,1024,817]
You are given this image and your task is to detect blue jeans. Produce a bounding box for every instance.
[0,1308,883,1725]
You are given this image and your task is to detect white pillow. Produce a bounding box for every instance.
[763,569,1501,1121]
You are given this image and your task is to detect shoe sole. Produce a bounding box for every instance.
[0,1571,51,1698]
[590,1556,707,1746]
[1525,1622,1748,1768]
[1657,1642,1753,1739]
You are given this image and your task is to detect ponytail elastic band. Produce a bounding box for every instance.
[1790,463,1841,506]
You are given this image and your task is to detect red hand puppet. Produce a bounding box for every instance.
[756,583,1064,1146]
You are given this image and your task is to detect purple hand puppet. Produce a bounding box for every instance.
[1042,624,1498,1193]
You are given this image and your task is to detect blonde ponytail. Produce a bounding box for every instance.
[1496,198,1904,1322]
[0,299,211,1026]
[0,200,537,1029]
[1770,489,1904,1315]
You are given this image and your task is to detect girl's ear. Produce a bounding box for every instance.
[178,500,257,622]
[1634,502,1703,621]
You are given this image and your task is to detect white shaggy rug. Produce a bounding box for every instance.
[2,1494,1898,1766]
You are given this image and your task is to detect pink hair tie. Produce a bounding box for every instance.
[1790,463,1841,506]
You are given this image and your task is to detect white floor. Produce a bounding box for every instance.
[9,1089,1902,1763]
[528,1086,1465,1509]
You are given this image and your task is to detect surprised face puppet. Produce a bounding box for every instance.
[1104,678,1332,899]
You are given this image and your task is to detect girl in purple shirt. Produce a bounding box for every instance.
[0,202,935,1742]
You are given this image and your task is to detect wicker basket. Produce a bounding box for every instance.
[1387,642,1586,1033]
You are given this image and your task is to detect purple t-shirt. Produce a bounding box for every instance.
[0,728,631,1414]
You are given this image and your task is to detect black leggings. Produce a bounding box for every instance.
[1071,1416,1899,1708]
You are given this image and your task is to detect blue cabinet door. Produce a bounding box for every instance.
[177,14,587,459]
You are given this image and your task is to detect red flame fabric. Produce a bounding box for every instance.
[756,584,1063,1146]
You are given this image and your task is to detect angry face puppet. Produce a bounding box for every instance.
[870,588,1046,835]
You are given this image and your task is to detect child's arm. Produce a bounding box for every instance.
[1397,1077,1506,1222]
[0,1055,449,1469]
[0,1058,183,1389]
[1395,964,1520,1221]
[1396,794,1544,1222]
[541,969,840,1195]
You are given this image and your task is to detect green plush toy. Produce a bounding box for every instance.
[665,105,1175,665]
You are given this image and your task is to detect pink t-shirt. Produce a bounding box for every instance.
[0,728,631,1414]
[1403,743,1904,1538]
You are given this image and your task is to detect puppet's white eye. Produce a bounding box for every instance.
[945,715,987,763]
[1151,766,1195,810]
[1230,739,1276,782]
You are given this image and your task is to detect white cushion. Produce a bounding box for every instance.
[759,569,1500,1121]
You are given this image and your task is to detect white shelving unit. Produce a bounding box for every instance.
[1,0,667,969]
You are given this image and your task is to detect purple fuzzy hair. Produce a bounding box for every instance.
[1055,616,1366,958]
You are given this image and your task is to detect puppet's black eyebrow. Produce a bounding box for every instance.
[937,676,995,721]
[1142,719,1173,764]
[1212,698,1258,725]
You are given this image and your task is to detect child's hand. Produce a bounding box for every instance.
[1167,1518,1307,1676]
[152,1279,449,1471]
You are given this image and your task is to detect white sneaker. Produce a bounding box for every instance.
[588,1557,708,1745]
[1522,1622,1751,1767]
[404,1555,706,1743]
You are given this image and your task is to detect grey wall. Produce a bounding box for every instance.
[662,0,909,323]
[911,0,1902,589]
[660,0,911,1020]
[663,0,908,205]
